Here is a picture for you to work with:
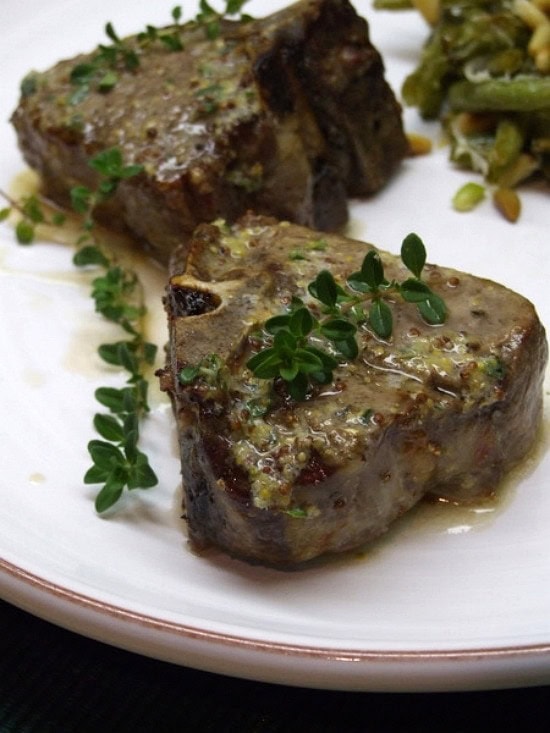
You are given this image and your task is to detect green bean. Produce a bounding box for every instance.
[402,26,452,118]
[488,118,525,183]
[372,0,414,9]
[448,78,550,112]
[383,0,550,212]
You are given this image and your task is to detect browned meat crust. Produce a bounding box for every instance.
[159,215,547,567]
[11,0,407,264]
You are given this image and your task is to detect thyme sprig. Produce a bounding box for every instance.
[137,6,184,52]
[70,150,158,512]
[66,3,252,103]
[69,7,184,103]
[70,147,144,236]
[69,22,140,103]
[196,0,253,40]
[0,189,65,244]
[246,233,447,401]
[0,149,158,513]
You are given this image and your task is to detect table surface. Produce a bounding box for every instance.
[1,599,549,733]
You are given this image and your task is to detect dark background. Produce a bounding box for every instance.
[1,599,548,733]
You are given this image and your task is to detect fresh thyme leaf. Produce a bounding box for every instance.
[98,341,132,368]
[360,250,385,290]
[287,372,308,402]
[70,63,96,86]
[293,348,325,373]
[89,147,125,177]
[22,195,45,224]
[418,293,447,325]
[88,439,125,468]
[52,212,66,226]
[333,337,359,360]
[73,245,110,268]
[95,386,128,414]
[226,0,248,13]
[320,318,356,341]
[247,349,284,379]
[289,307,315,338]
[71,185,93,214]
[399,278,433,303]
[359,409,374,424]
[105,22,121,44]
[199,0,217,14]
[285,507,309,518]
[127,452,158,489]
[401,233,426,279]
[306,347,339,372]
[159,34,184,51]
[179,365,201,384]
[346,272,371,293]
[143,342,158,366]
[94,476,125,513]
[20,73,39,97]
[368,298,393,339]
[93,413,125,442]
[15,220,35,245]
[308,269,338,308]
[84,464,110,485]
[265,314,292,334]
[98,70,118,91]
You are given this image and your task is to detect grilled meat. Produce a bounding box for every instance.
[158,214,547,567]
[11,0,407,264]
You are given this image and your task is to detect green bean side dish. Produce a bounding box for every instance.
[375,0,550,220]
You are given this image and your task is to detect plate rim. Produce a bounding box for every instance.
[3,554,550,692]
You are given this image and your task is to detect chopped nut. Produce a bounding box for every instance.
[493,187,521,223]
[412,0,441,26]
[407,132,432,156]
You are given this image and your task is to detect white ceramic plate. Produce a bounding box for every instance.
[1,0,549,693]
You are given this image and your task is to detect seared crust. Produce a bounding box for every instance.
[159,215,548,566]
[11,0,407,264]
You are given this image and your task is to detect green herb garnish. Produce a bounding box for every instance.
[246,233,447,401]
[137,6,184,52]
[69,21,140,103]
[68,3,252,102]
[196,0,253,40]
[69,147,144,235]
[68,150,158,512]
[0,189,66,244]
[178,354,226,391]
[0,149,158,513]
[69,7,187,103]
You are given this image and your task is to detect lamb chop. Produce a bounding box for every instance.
[11,0,407,264]
[158,214,547,567]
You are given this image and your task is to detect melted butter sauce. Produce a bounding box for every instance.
[28,472,46,486]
